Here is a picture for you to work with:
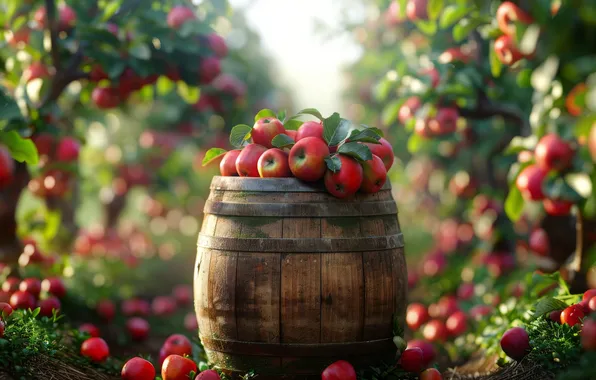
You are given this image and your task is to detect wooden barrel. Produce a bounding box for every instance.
[194,176,407,378]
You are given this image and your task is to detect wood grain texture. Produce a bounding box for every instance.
[195,176,405,378]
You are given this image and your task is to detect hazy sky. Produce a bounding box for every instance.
[228,0,364,115]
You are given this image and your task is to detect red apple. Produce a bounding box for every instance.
[496,2,534,37]
[295,121,324,141]
[235,144,267,177]
[167,6,195,29]
[23,62,50,82]
[535,133,574,171]
[360,154,387,193]
[41,277,66,298]
[500,327,530,360]
[56,137,80,162]
[92,87,121,109]
[543,199,573,216]
[10,291,36,310]
[439,47,471,64]
[406,0,428,21]
[529,228,549,256]
[89,65,108,82]
[207,33,228,58]
[567,83,587,117]
[324,155,363,198]
[0,147,15,188]
[415,119,433,138]
[38,296,61,317]
[199,57,221,84]
[252,117,286,148]
[220,150,241,176]
[58,5,76,30]
[363,137,394,171]
[421,67,440,88]
[406,303,430,331]
[494,35,524,65]
[429,107,458,135]
[257,148,291,178]
[7,27,30,47]
[285,130,298,140]
[398,96,421,124]
[516,164,546,201]
[288,137,330,181]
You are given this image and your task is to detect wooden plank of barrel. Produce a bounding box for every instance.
[194,176,406,379]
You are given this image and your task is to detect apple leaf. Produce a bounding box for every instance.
[489,40,503,78]
[254,109,277,122]
[530,297,569,321]
[382,100,403,126]
[325,155,342,173]
[0,131,39,165]
[337,142,373,162]
[347,128,382,144]
[322,112,341,144]
[271,134,295,149]
[428,0,443,21]
[277,109,287,122]
[362,125,384,137]
[297,108,324,120]
[415,20,437,36]
[453,18,482,42]
[440,5,471,29]
[542,176,584,203]
[129,43,151,60]
[504,135,538,155]
[177,82,200,104]
[326,117,353,147]
[202,148,228,166]
[229,124,253,148]
[504,186,524,222]
[283,119,304,131]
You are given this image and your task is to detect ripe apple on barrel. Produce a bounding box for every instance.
[202,108,394,198]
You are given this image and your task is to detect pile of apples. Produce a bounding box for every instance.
[204,109,395,199]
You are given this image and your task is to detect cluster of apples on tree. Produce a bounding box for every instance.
[203,108,396,198]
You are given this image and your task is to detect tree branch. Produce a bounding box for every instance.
[45,0,61,71]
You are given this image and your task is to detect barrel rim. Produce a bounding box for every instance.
[210,176,392,192]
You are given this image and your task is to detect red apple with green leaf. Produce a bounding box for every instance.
[363,137,394,171]
[324,154,363,198]
[235,144,267,177]
[288,137,329,181]
[494,35,524,65]
[220,150,241,176]
[534,133,574,171]
[252,117,286,148]
[258,148,291,178]
[360,155,387,193]
[496,2,533,37]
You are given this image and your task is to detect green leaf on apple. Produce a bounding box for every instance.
[229,124,253,148]
[489,40,503,78]
[277,109,287,122]
[361,125,384,137]
[322,112,341,144]
[254,109,277,122]
[504,186,524,222]
[271,134,295,149]
[296,108,324,120]
[337,142,372,162]
[129,43,151,60]
[428,0,444,21]
[325,155,342,173]
[347,128,381,144]
[0,131,39,165]
[439,5,471,29]
[202,148,228,166]
[530,297,569,321]
[542,176,584,203]
[283,119,304,131]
